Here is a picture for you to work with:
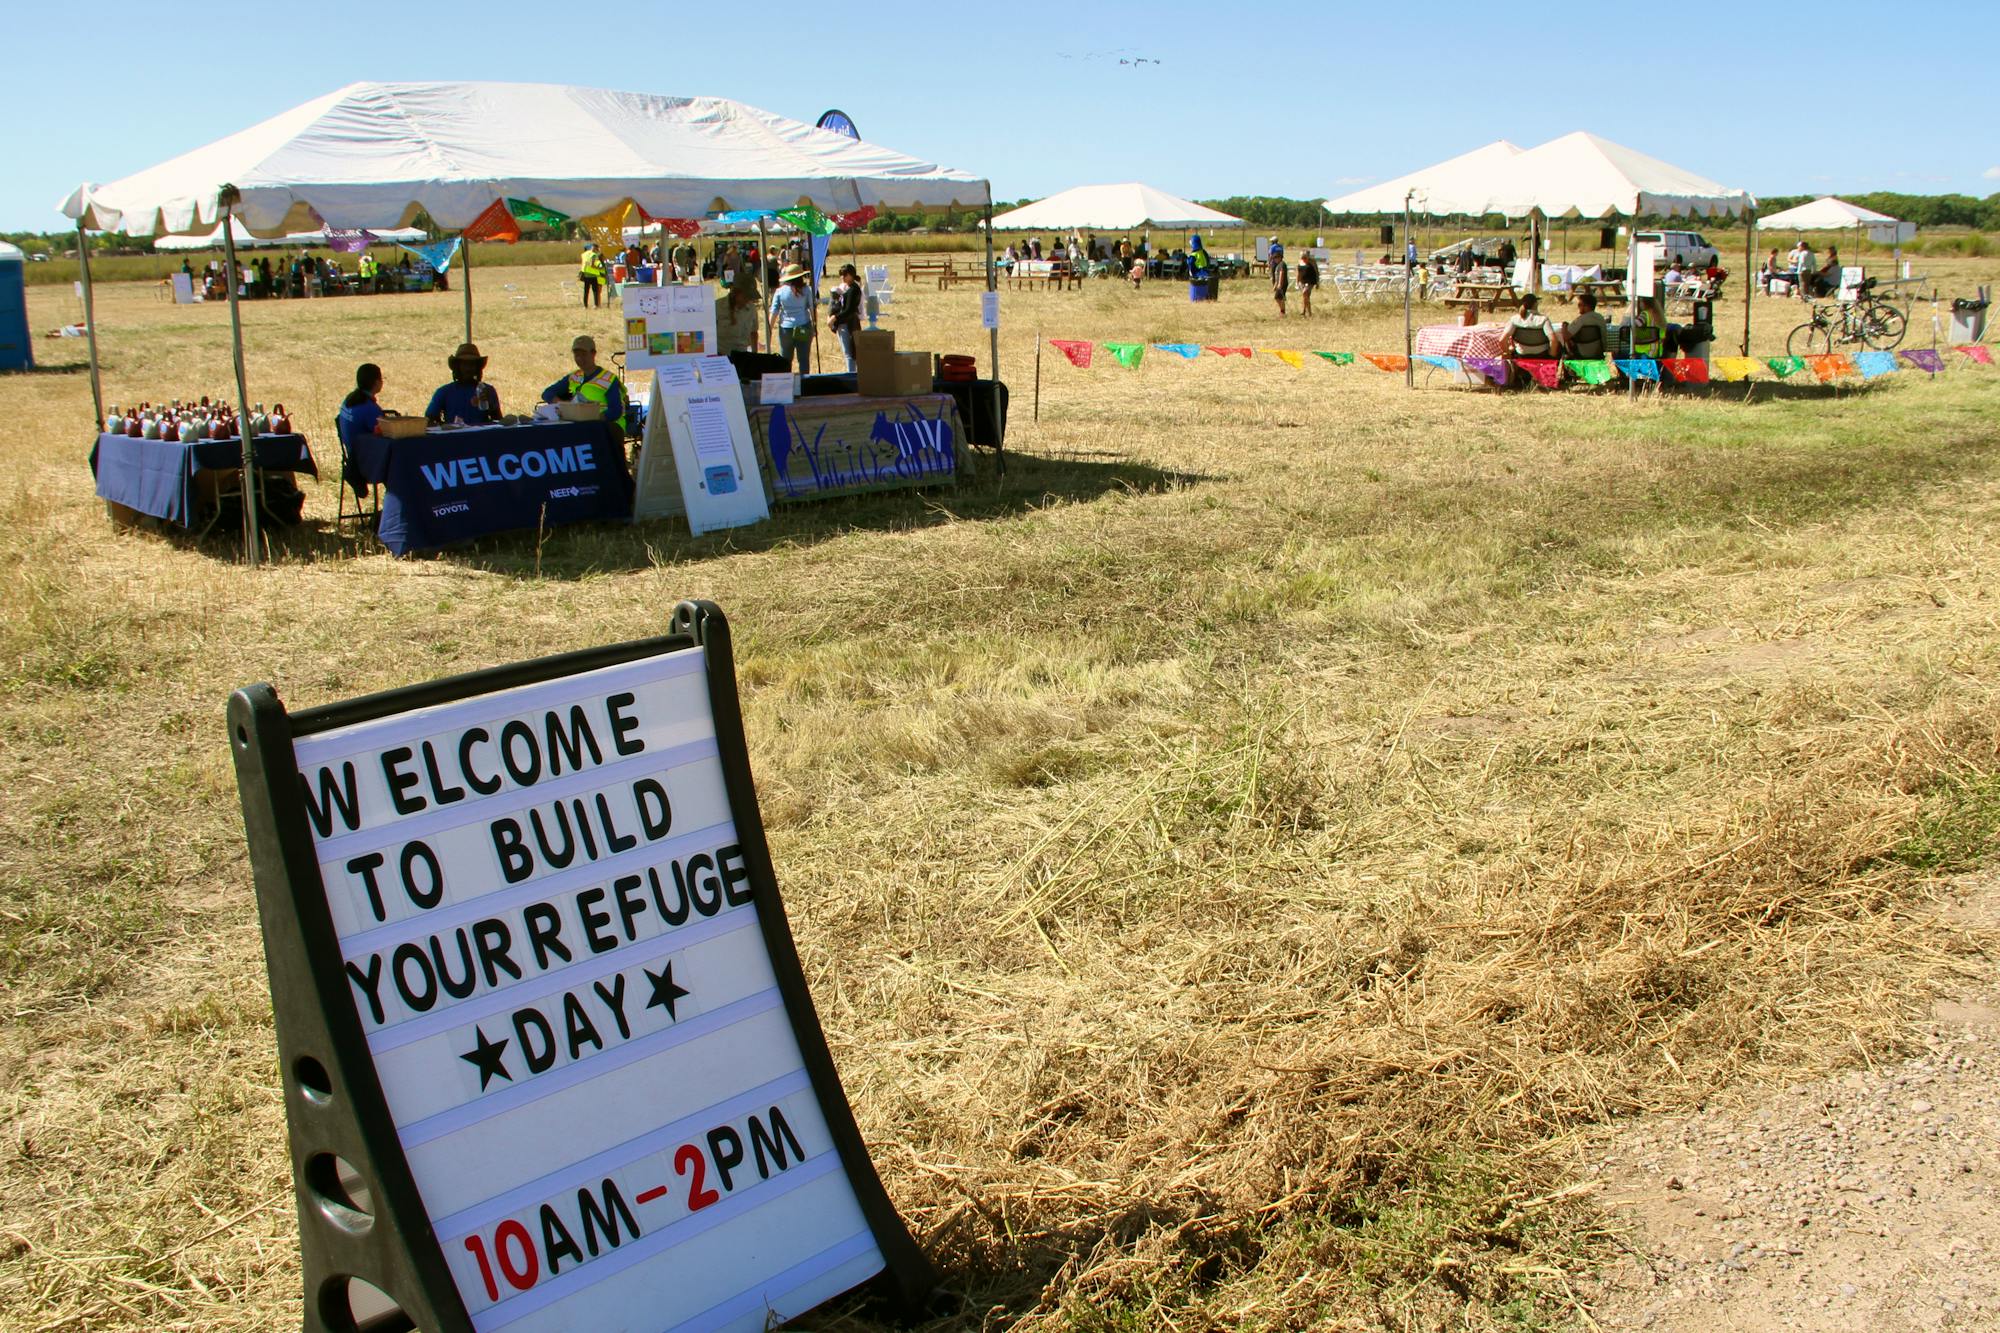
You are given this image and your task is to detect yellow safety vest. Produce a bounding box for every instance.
[581,250,605,280]
[568,369,626,431]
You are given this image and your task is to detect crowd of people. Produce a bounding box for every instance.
[1758,241,1844,299]
[178,251,437,301]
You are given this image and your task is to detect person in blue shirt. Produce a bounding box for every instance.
[768,263,817,374]
[426,342,501,426]
[337,362,389,500]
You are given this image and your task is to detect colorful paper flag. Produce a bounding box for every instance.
[1153,343,1202,358]
[1809,354,1857,381]
[1416,354,1460,372]
[1564,359,1615,385]
[1269,349,1304,368]
[1766,356,1807,379]
[396,237,462,273]
[1956,344,1995,365]
[1661,358,1709,384]
[1314,351,1355,366]
[1464,356,1510,386]
[1710,357,1760,381]
[1104,342,1145,369]
[1852,351,1898,378]
[1362,353,1408,373]
[505,198,571,227]
[1616,359,1661,382]
[1049,339,1094,369]
[654,218,704,238]
[777,204,838,237]
[1207,346,1252,358]
[462,198,522,244]
[830,205,879,232]
[1901,349,1945,374]
[1517,358,1561,389]
[323,230,375,254]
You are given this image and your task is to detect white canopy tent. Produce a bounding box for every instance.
[154,218,428,251]
[60,81,992,562]
[1322,140,1525,218]
[989,183,1242,232]
[1757,197,1916,269]
[1326,132,1754,378]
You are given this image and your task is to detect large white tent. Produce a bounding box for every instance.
[63,81,985,237]
[989,183,1242,232]
[153,218,428,251]
[1758,196,1915,245]
[61,81,993,564]
[1323,140,1524,218]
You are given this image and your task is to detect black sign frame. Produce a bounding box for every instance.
[229,600,938,1332]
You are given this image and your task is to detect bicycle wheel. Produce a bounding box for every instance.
[1862,303,1906,350]
[1787,321,1832,357]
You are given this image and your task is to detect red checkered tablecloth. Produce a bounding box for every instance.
[1413,322,1510,360]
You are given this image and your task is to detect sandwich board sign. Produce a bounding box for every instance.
[229,601,935,1332]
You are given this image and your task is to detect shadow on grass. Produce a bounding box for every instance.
[6,360,94,376]
[251,446,1208,577]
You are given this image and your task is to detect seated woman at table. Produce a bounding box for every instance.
[1503,294,1556,360]
[337,363,397,498]
[543,335,630,443]
[426,343,501,426]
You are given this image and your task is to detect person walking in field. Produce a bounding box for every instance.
[579,243,606,308]
[1269,239,1288,316]
[1297,249,1319,315]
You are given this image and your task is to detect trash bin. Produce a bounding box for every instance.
[1188,274,1218,302]
[1949,294,1988,344]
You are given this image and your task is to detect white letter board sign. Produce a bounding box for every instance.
[229,601,935,1333]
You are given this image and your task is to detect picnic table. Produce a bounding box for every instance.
[1414,322,1510,361]
[1449,281,1517,307]
[1570,278,1627,306]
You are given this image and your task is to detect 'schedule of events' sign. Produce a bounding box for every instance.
[229,601,935,1333]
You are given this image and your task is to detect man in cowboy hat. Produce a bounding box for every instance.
[542,334,630,445]
[425,342,502,426]
[768,262,817,374]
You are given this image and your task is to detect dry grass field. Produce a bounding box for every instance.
[3,252,1999,1332]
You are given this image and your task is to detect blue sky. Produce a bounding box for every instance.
[8,1,1998,232]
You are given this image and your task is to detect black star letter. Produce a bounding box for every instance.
[460,1025,512,1091]
[645,961,690,1021]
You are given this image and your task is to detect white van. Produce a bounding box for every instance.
[1634,230,1719,268]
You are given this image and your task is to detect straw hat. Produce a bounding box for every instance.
[448,341,487,371]
[779,263,810,285]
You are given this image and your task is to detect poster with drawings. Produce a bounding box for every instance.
[624,285,718,373]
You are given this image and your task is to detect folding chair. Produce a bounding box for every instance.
[503,282,528,306]
[332,413,380,536]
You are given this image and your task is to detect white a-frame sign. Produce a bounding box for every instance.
[229,601,936,1332]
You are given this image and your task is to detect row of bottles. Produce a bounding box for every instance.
[103,399,291,440]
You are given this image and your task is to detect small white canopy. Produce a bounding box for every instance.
[1758,196,1914,243]
[989,183,1242,231]
[153,218,428,250]
[1323,140,1525,217]
[62,80,986,237]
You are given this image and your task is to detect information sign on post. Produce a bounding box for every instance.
[229,602,935,1333]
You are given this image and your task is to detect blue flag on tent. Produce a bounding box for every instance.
[1616,358,1661,381]
[1853,351,1898,378]
[396,237,462,273]
[714,209,777,226]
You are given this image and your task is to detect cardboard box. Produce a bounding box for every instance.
[853,328,896,372]
[860,350,933,398]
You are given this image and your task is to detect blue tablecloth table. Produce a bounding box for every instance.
[91,431,316,527]
[345,420,630,554]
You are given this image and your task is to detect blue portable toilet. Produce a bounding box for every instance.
[0,241,31,371]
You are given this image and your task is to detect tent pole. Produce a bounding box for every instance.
[220,196,262,567]
[984,183,999,383]
[1742,207,1755,357]
[76,219,104,431]
[1402,191,1414,389]
[758,217,772,353]
[461,235,473,345]
[1033,327,1042,422]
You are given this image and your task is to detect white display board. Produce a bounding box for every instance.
[287,651,881,1331]
[624,286,718,373]
[633,372,768,535]
[171,272,196,304]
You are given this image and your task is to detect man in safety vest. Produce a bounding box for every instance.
[579,243,607,308]
[542,335,629,445]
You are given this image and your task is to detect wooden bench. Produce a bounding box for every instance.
[903,256,952,282]
[940,262,990,289]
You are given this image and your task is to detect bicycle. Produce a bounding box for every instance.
[1786,279,1907,355]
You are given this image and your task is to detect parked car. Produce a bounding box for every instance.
[1633,230,1718,268]
[28,253,49,262]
